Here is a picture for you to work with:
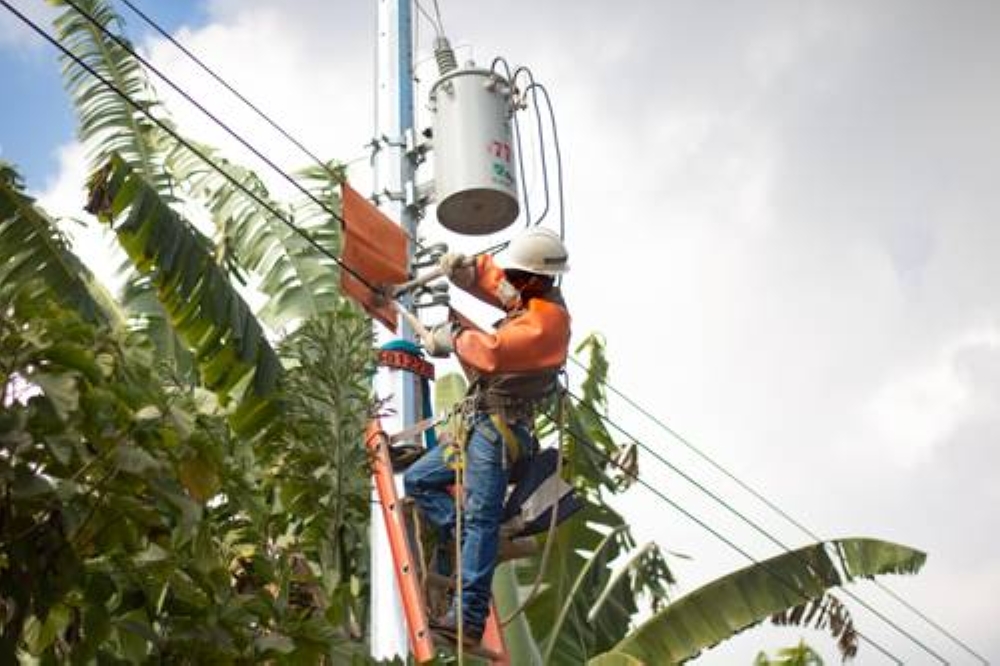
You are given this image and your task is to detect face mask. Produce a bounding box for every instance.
[495,278,522,310]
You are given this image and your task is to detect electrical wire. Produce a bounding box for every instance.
[566,389,950,664]
[548,407,905,665]
[490,57,533,228]
[524,81,565,241]
[65,0,349,227]
[0,0,381,295]
[513,68,552,229]
[568,355,990,665]
[431,0,446,36]
[113,0,428,253]
[115,0,343,183]
[414,0,442,37]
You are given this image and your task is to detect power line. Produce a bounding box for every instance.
[109,0,431,254]
[413,0,442,36]
[550,407,905,664]
[431,0,447,35]
[568,355,989,665]
[64,0,349,228]
[0,0,379,295]
[566,389,950,664]
[14,0,978,660]
[116,0,343,184]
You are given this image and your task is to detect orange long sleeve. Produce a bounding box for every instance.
[456,254,510,309]
[455,297,570,374]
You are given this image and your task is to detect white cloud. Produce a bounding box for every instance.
[138,1,374,197]
[866,328,1000,466]
[0,0,58,50]
[33,141,124,294]
[25,0,1000,661]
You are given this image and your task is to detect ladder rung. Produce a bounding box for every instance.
[432,630,504,661]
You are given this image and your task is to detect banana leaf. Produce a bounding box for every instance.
[591,538,926,665]
[87,154,281,437]
[0,162,120,327]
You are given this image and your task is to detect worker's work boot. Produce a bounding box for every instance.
[430,607,483,645]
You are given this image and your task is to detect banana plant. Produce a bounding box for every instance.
[51,0,345,343]
[0,162,120,328]
[86,154,281,436]
[588,539,925,664]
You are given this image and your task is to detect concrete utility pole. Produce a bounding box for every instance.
[370,0,420,660]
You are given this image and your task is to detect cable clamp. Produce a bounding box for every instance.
[379,133,407,148]
[405,127,432,162]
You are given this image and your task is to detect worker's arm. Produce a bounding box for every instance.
[455,299,570,373]
[451,254,518,310]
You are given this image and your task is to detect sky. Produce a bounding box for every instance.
[2,0,999,663]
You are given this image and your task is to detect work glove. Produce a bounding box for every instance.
[438,252,475,289]
[420,322,455,358]
[494,278,522,311]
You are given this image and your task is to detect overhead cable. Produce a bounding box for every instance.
[567,389,950,664]
[413,0,442,36]
[551,408,905,665]
[65,0,350,228]
[431,0,446,35]
[0,0,380,294]
[116,0,341,183]
[568,355,989,665]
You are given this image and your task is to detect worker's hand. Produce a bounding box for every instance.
[494,277,522,311]
[420,322,455,358]
[438,252,475,288]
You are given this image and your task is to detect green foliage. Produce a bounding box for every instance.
[164,141,343,329]
[4,3,376,662]
[593,538,926,664]
[508,334,675,665]
[87,155,282,437]
[0,284,375,663]
[269,307,376,636]
[755,639,825,666]
[52,0,197,370]
[51,0,344,349]
[0,162,119,328]
[51,0,173,188]
[771,594,859,660]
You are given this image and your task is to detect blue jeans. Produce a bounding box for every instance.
[403,413,532,630]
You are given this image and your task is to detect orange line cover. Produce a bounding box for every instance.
[341,182,408,331]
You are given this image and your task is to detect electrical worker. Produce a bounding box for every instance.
[403,227,571,643]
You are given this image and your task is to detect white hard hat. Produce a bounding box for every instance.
[500,227,569,276]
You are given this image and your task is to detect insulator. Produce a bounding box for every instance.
[434,36,458,75]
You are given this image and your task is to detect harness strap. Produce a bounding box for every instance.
[489,414,524,465]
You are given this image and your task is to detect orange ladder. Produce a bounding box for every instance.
[366,419,510,664]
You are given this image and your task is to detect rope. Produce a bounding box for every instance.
[501,390,567,626]
[453,427,465,664]
[413,500,428,593]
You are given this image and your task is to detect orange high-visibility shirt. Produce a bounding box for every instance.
[454,255,571,374]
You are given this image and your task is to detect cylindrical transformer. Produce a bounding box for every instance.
[429,67,519,235]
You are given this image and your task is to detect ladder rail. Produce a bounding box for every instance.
[366,419,436,662]
[369,417,512,664]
